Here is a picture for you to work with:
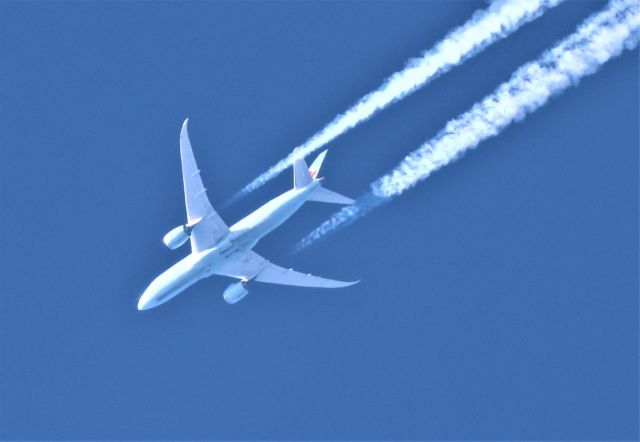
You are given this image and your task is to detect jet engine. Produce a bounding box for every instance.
[162,225,190,249]
[223,281,249,304]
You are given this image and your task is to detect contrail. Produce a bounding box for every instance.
[228,0,564,204]
[295,0,639,251]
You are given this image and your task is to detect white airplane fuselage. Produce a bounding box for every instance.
[138,180,322,310]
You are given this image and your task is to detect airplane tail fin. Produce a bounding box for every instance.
[294,149,328,189]
[308,150,327,180]
[293,149,353,204]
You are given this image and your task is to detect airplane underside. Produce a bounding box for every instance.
[138,119,358,311]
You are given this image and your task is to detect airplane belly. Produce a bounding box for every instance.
[240,198,307,246]
[139,120,357,312]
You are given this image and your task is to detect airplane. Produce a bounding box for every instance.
[137,119,359,310]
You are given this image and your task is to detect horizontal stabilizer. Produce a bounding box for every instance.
[293,151,311,189]
[308,186,355,205]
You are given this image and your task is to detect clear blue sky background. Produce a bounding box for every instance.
[1,1,637,439]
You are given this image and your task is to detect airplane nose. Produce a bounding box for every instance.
[137,288,155,311]
[137,297,149,311]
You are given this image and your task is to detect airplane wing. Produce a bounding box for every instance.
[213,251,358,288]
[180,119,229,252]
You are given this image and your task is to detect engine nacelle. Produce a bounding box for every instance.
[162,225,190,250]
[223,281,249,304]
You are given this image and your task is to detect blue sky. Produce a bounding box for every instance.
[1,1,637,439]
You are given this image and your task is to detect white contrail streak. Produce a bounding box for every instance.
[295,0,639,251]
[229,0,563,203]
